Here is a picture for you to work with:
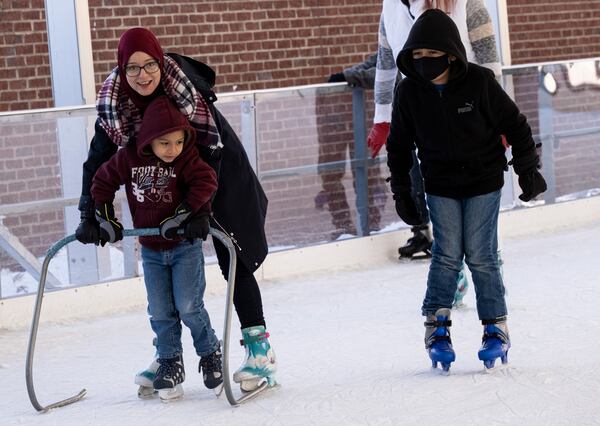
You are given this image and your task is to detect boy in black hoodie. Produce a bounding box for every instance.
[386,9,546,371]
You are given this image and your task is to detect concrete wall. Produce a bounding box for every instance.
[2,195,600,330]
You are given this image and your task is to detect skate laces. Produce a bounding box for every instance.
[200,350,222,373]
[157,357,182,380]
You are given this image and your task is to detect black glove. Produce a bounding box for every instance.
[159,203,192,240]
[75,213,101,245]
[95,203,123,245]
[394,192,423,226]
[328,72,346,83]
[183,212,211,242]
[518,170,547,202]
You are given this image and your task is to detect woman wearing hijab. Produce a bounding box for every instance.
[76,28,276,395]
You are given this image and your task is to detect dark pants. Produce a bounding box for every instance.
[213,238,265,329]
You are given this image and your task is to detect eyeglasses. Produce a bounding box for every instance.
[124,61,160,77]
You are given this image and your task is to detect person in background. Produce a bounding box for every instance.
[387,9,546,371]
[318,53,387,239]
[76,27,277,394]
[91,95,220,401]
[368,0,502,306]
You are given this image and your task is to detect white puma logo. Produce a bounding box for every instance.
[458,101,474,114]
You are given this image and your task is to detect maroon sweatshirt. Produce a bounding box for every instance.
[91,96,217,251]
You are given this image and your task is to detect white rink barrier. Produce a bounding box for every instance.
[1,196,599,330]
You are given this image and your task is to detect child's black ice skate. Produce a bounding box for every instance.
[399,226,432,260]
[153,355,185,402]
[199,346,224,395]
[425,308,456,373]
[478,319,511,370]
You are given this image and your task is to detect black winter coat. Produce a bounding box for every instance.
[387,9,539,199]
[80,53,268,272]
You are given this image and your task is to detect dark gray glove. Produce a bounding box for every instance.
[328,72,346,83]
[94,203,123,245]
[518,170,547,202]
[159,203,192,240]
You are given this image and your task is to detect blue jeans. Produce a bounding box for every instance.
[423,190,506,320]
[141,241,219,359]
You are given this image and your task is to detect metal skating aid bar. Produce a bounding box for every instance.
[26,227,243,412]
[25,229,161,412]
[217,227,272,406]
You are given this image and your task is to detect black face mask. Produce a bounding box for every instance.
[414,55,450,81]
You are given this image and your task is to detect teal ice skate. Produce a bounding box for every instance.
[478,318,511,370]
[135,357,159,399]
[452,265,469,308]
[233,326,277,391]
[425,308,456,373]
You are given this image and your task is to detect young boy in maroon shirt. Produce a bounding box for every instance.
[91,95,222,401]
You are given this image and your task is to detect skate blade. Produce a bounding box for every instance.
[235,379,279,404]
[482,358,509,373]
[137,385,157,399]
[431,361,452,375]
[213,383,224,397]
[239,377,263,392]
[158,384,184,402]
[399,254,431,261]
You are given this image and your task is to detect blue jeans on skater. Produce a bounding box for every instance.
[422,190,506,320]
[141,240,219,359]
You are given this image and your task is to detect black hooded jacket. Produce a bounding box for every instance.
[387,9,539,199]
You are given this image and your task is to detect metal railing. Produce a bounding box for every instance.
[2,57,600,298]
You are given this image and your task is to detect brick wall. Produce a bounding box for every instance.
[2,1,600,111]
[507,0,600,64]
[0,120,63,267]
[88,0,381,93]
[0,0,52,111]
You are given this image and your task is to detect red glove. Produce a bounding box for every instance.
[367,122,390,159]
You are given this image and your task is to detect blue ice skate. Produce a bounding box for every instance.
[424,308,456,372]
[478,319,511,369]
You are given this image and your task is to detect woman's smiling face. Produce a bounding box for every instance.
[124,51,161,96]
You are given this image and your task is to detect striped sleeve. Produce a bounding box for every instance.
[466,0,501,78]
[374,12,397,124]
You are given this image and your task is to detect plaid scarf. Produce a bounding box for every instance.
[96,55,220,148]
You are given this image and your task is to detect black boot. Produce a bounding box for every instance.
[199,347,223,389]
[153,354,185,401]
[398,225,432,258]
[153,354,185,390]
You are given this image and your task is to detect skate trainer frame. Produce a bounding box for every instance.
[26,227,267,412]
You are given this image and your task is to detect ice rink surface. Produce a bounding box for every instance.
[1,224,599,425]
